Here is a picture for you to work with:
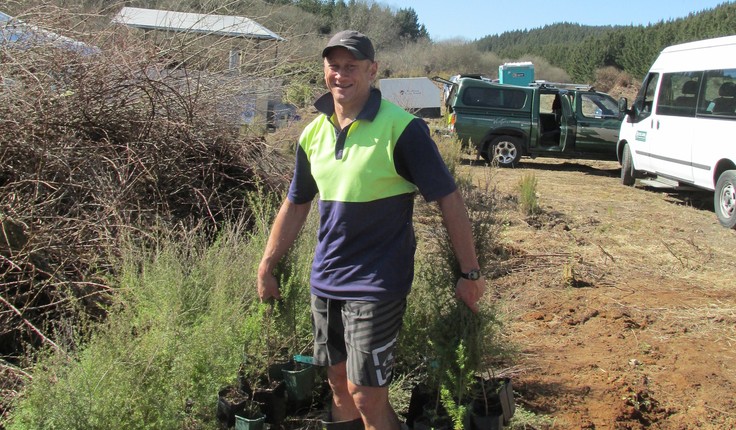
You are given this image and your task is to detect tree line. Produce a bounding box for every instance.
[475,2,736,82]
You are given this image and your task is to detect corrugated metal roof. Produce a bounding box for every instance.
[111,7,284,41]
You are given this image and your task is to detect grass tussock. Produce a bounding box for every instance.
[518,173,540,216]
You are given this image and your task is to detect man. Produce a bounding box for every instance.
[257,30,485,430]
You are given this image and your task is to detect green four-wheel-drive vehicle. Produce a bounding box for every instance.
[441,76,624,167]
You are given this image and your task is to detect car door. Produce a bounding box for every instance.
[647,71,701,183]
[620,73,660,173]
[573,92,622,157]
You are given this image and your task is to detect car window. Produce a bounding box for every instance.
[699,69,736,117]
[461,86,527,109]
[580,93,619,118]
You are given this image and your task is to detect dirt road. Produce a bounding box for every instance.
[463,158,736,429]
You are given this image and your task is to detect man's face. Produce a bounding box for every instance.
[323,47,377,110]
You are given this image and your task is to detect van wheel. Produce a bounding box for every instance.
[714,170,736,229]
[489,136,522,168]
[620,144,637,186]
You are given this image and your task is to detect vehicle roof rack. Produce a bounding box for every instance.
[530,80,593,91]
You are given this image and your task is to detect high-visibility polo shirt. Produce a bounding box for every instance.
[287,89,457,301]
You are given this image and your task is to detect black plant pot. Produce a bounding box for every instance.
[253,380,287,426]
[217,385,249,429]
[320,416,365,430]
[468,412,503,430]
[412,412,453,430]
[469,377,515,428]
[405,383,443,427]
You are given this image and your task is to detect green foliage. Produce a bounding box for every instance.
[440,382,468,430]
[394,7,429,42]
[398,132,508,423]
[518,173,540,216]
[507,404,555,429]
[6,189,316,430]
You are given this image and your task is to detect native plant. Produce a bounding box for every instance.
[399,130,507,424]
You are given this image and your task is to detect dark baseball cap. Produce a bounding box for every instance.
[322,30,375,62]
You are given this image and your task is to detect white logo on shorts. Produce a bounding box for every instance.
[372,336,398,386]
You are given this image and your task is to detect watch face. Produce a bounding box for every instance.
[465,269,481,280]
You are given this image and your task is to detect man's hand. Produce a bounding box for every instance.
[455,277,485,313]
[257,270,282,302]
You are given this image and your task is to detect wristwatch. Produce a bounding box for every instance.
[460,269,482,281]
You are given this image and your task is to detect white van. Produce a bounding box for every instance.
[378,77,442,118]
[617,35,736,229]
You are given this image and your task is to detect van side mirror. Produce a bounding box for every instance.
[618,97,629,114]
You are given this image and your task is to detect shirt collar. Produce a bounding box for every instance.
[314,88,383,123]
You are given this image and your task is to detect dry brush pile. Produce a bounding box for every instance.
[0,12,292,389]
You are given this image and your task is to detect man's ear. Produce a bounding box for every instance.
[369,61,378,80]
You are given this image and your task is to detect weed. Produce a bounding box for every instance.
[518,173,540,216]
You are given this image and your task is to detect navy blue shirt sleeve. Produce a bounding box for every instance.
[394,118,457,202]
[287,144,318,204]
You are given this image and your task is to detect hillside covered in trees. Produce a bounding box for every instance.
[4,0,736,83]
[476,2,736,81]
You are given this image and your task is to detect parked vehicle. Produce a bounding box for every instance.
[379,77,442,118]
[442,76,623,167]
[617,35,736,229]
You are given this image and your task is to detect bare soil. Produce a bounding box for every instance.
[463,157,736,429]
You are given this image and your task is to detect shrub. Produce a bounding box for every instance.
[6,188,316,429]
[398,133,508,419]
[0,5,292,376]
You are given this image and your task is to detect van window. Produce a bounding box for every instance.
[700,69,736,117]
[462,86,527,109]
[631,73,659,122]
[656,72,702,117]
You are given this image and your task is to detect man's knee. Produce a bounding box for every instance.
[348,384,389,415]
[328,363,348,388]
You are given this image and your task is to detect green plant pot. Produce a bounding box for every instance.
[235,413,266,430]
[283,362,316,414]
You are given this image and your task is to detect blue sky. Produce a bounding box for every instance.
[383,0,734,41]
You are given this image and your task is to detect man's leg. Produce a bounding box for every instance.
[342,299,407,430]
[348,381,400,430]
[326,361,360,422]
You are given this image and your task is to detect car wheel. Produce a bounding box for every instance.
[620,143,636,186]
[489,136,522,168]
[714,170,736,229]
